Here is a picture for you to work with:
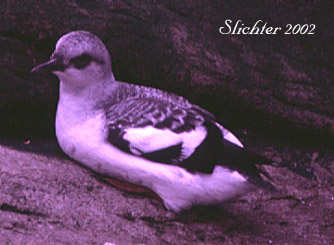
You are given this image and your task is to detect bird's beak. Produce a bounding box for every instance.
[31,57,65,73]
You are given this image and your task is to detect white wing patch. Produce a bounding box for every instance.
[215,122,244,148]
[123,125,207,159]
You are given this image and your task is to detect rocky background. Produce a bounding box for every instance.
[0,1,333,244]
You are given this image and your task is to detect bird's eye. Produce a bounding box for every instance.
[70,54,92,69]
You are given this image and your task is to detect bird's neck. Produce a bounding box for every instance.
[56,76,116,123]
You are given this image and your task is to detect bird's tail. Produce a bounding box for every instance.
[201,120,276,191]
[218,143,277,192]
[181,120,276,191]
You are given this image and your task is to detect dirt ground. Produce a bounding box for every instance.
[1,132,333,244]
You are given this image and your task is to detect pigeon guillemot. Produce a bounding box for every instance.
[31,30,274,212]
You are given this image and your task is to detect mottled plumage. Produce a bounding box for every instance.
[31,30,275,212]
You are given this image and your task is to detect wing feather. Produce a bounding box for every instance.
[105,85,210,165]
[102,82,273,188]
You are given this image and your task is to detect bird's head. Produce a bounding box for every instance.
[31,31,113,89]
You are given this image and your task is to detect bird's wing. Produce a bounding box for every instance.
[105,96,211,165]
[104,87,275,190]
[104,83,259,175]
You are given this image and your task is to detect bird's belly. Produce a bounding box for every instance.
[55,112,106,163]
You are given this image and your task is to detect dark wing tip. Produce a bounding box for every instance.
[242,152,277,192]
[247,172,278,192]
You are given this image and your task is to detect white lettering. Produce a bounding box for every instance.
[219,19,232,34]
[249,20,263,34]
[218,19,285,35]
[242,27,250,34]
[232,20,242,34]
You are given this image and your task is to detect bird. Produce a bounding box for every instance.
[31,30,275,212]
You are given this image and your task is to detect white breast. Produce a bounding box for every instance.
[55,85,251,212]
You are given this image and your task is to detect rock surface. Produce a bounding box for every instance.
[0,1,333,141]
[0,137,333,244]
[0,1,333,244]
